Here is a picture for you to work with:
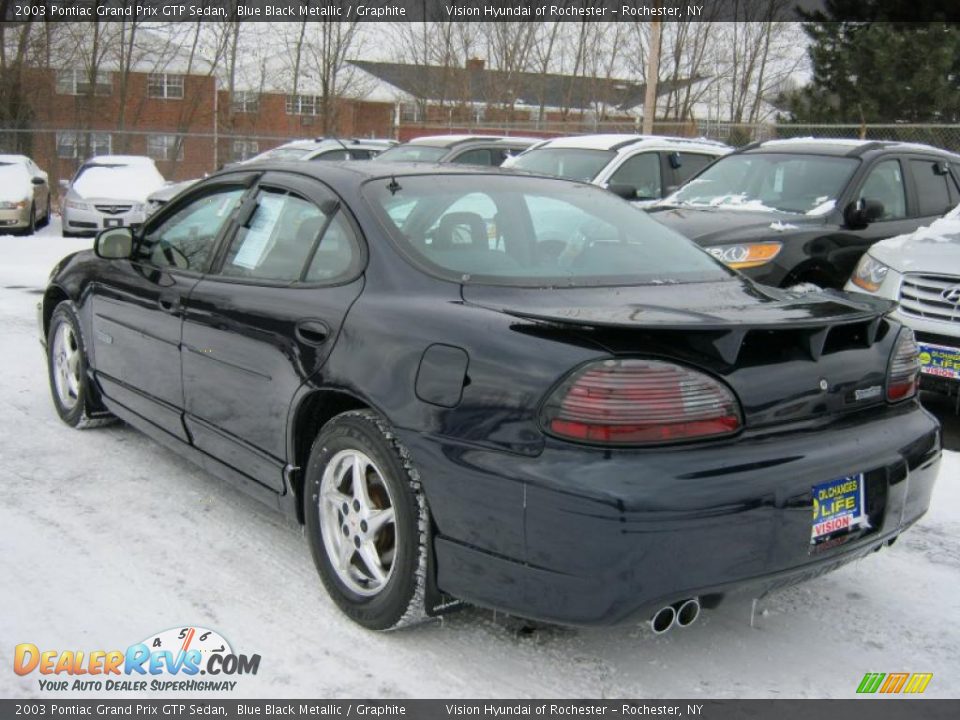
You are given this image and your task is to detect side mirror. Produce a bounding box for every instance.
[607,183,638,201]
[31,176,45,186]
[94,227,134,260]
[843,198,884,228]
[668,152,682,169]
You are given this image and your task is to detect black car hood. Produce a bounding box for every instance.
[463,278,893,332]
[647,206,826,245]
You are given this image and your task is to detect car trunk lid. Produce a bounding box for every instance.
[462,279,899,428]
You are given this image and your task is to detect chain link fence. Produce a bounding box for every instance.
[3,123,959,204]
[0,128,299,191]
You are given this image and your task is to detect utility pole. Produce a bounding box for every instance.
[642,18,661,135]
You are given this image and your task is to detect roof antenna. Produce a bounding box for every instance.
[387,176,401,195]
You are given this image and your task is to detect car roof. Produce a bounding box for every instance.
[531,133,730,153]
[209,159,563,193]
[84,155,156,166]
[405,134,540,148]
[745,137,960,159]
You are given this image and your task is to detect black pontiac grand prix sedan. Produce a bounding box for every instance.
[40,162,941,632]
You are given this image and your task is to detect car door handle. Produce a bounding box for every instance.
[296,320,330,346]
[158,296,180,314]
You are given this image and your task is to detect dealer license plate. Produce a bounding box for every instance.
[811,473,867,544]
[918,341,960,381]
[104,218,123,228]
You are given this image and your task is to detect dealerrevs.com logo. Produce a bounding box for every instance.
[14,626,260,692]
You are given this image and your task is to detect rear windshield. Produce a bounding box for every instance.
[364,175,731,287]
[258,147,313,161]
[375,145,448,163]
[507,148,615,182]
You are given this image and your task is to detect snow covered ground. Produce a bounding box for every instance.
[2,219,958,699]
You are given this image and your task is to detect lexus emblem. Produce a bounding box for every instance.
[942,285,960,304]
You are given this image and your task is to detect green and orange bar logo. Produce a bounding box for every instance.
[857,672,933,694]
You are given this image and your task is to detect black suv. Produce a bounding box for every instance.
[649,139,960,288]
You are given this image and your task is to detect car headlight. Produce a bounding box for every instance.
[0,199,28,210]
[706,242,782,269]
[850,254,890,293]
[65,199,92,211]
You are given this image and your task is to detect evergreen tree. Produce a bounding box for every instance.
[782,1,960,123]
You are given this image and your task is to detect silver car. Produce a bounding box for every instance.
[61,155,165,237]
[0,154,51,235]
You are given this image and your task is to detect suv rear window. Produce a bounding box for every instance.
[364,175,730,286]
[508,148,615,183]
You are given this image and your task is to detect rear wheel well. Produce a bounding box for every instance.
[290,390,371,524]
[42,286,70,339]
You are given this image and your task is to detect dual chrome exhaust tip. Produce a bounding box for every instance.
[649,597,701,635]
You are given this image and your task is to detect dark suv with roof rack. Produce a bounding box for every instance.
[649,139,960,288]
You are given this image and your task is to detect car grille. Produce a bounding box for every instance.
[899,273,960,325]
[95,204,133,215]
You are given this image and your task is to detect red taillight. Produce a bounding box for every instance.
[887,328,920,402]
[542,359,742,445]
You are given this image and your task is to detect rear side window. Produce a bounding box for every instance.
[220,190,324,282]
[304,212,360,282]
[451,148,494,166]
[674,153,715,185]
[910,160,953,217]
[608,152,662,199]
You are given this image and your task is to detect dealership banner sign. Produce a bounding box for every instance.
[8,0,942,25]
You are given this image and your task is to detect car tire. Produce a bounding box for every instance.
[304,410,430,631]
[46,302,114,429]
[25,203,37,236]
[42,198,51,227]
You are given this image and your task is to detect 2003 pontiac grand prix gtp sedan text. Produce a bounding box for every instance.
[39,161,941,632]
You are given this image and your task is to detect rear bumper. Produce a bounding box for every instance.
[400,402,941,625]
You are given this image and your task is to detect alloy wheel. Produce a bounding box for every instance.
[319,449,397,597]
[52,322,81,410]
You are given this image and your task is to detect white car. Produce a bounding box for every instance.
[0,154,52,235]
[846,205,960,405]
[61,156,166,236]
[502,134,731,205]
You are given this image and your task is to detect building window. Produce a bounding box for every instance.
[232,140,259,162]
[148,73,185,99]
[146,134,184,162]
[399,103,420,123]
[56,69,112,96]
[285,94,319,116]
[56,132,112,159]
[232,91,260,113]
